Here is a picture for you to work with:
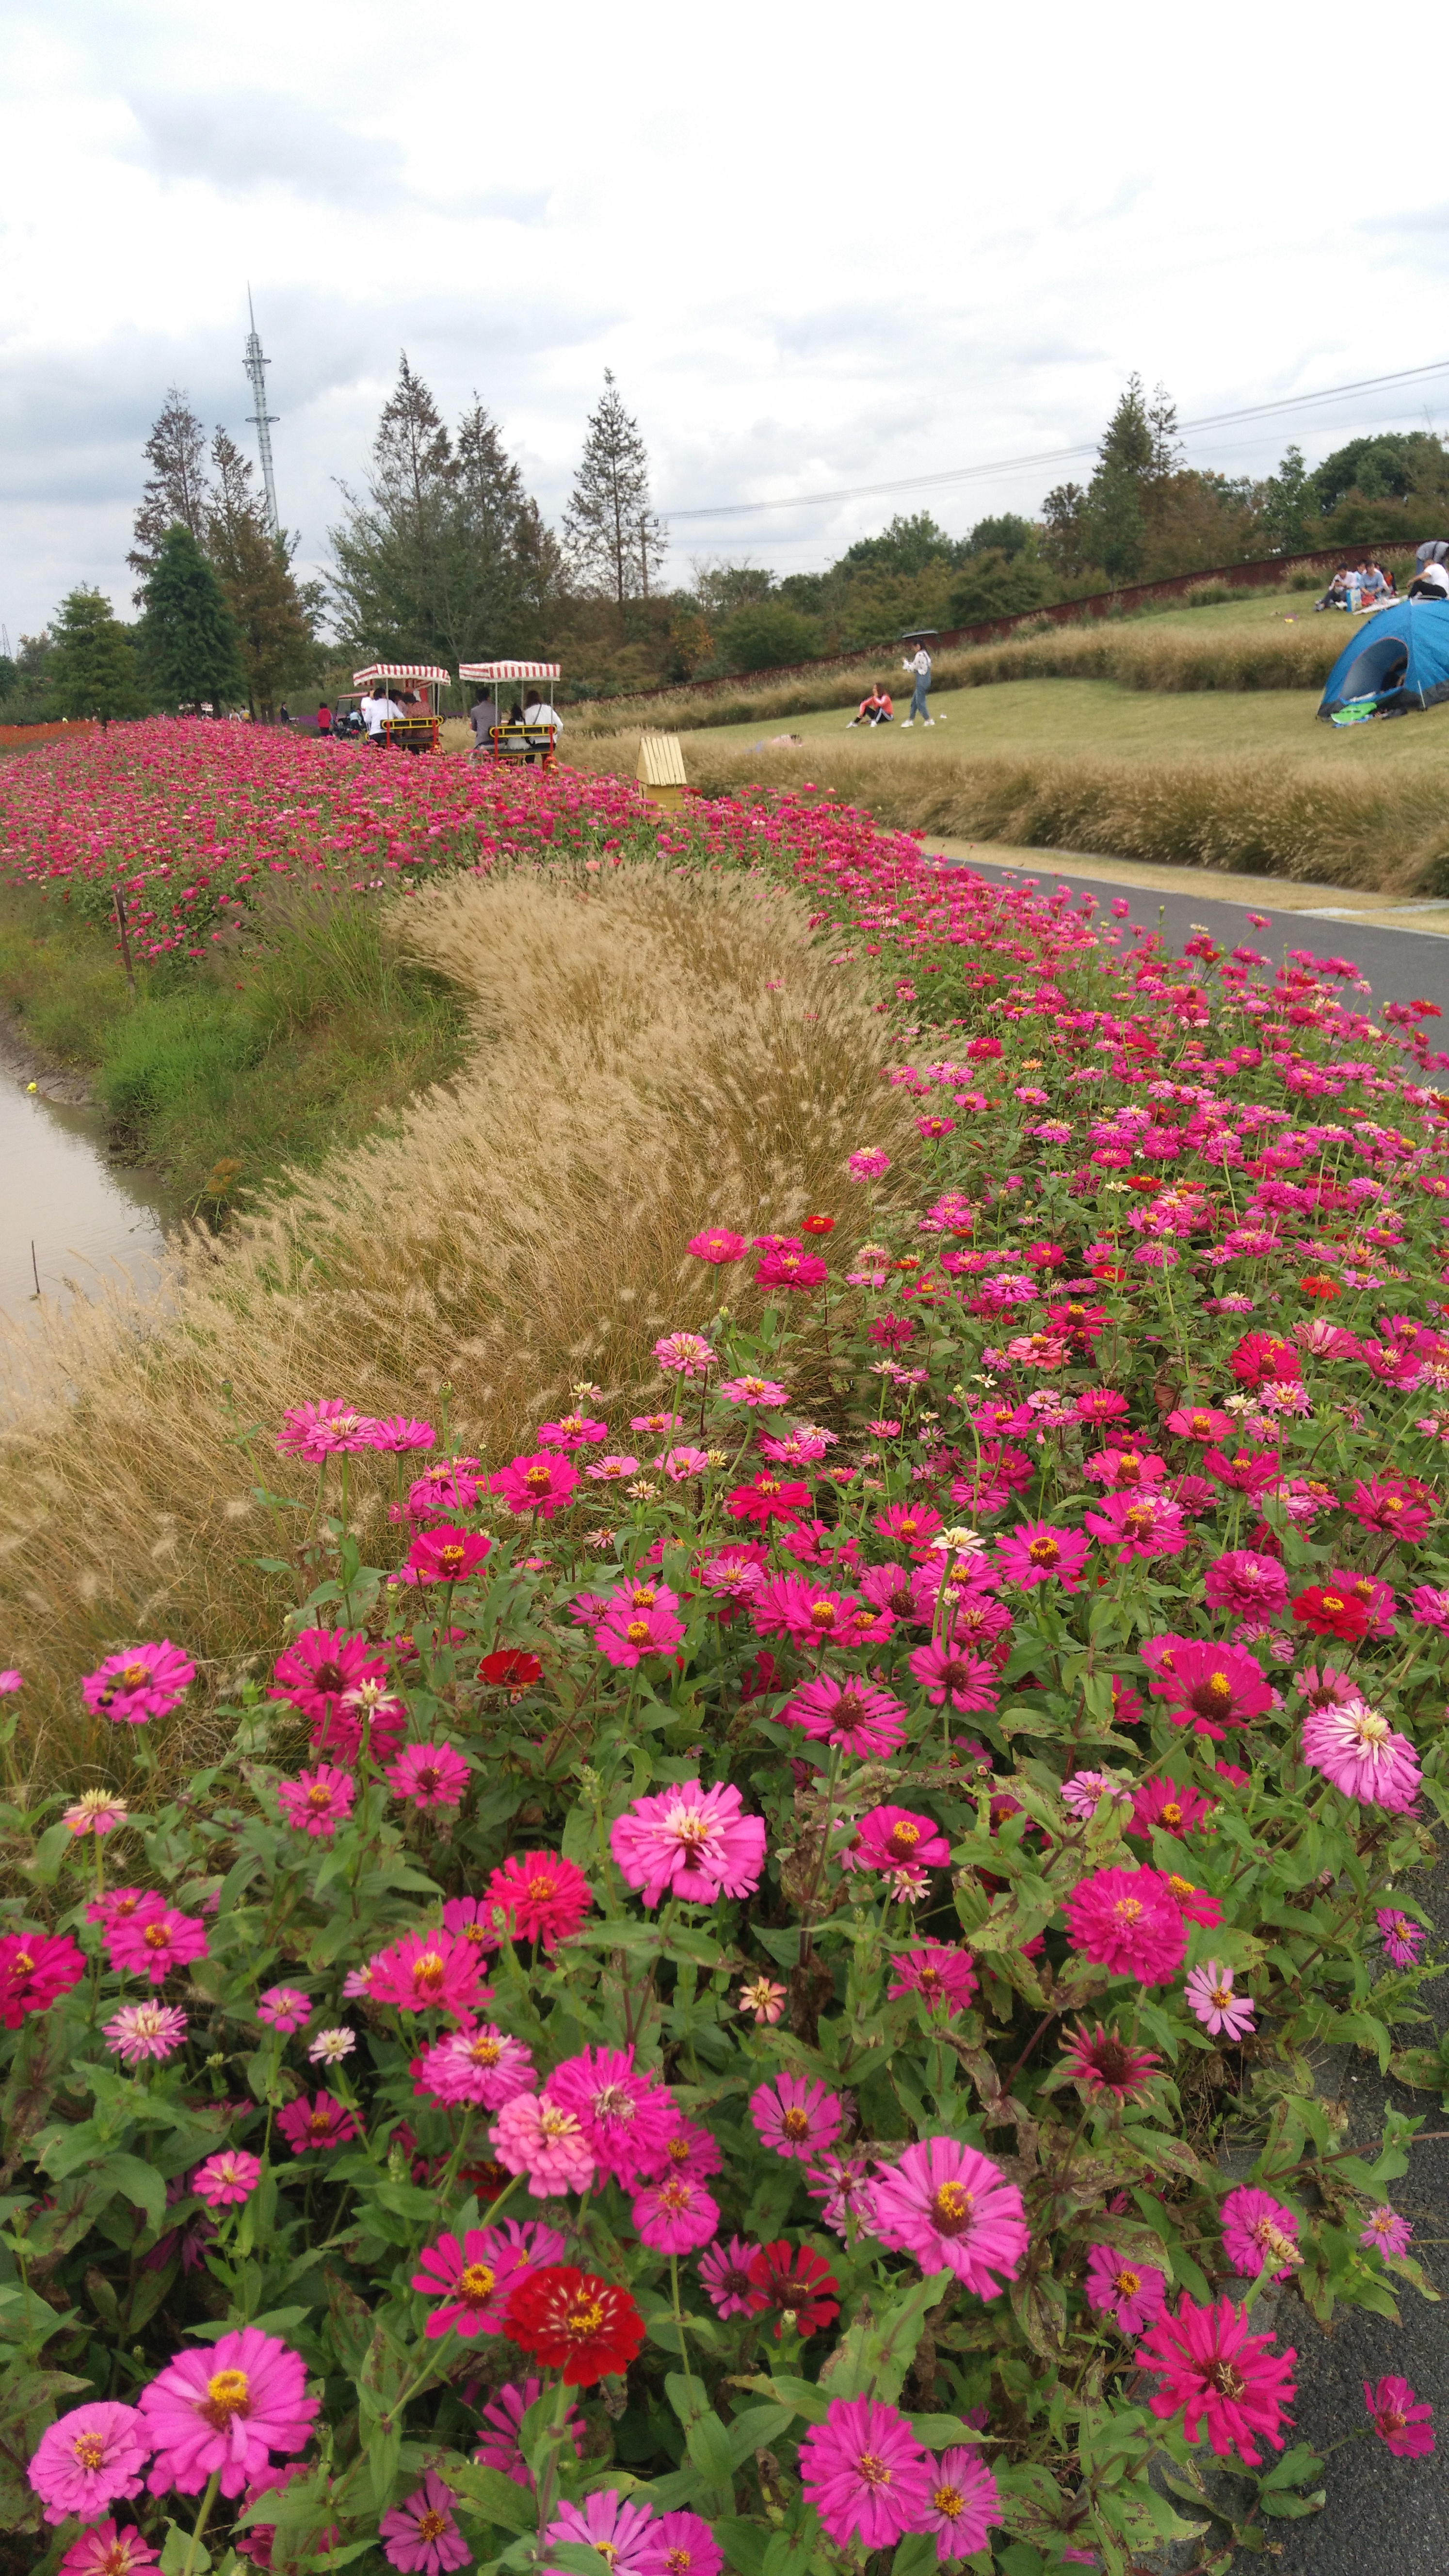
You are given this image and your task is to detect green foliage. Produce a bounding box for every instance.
[721,602,822,672]
[1312,431,1443,515]
[48,587,145,723]
[835,512,969,579]
[140,525,246,712]
[948,550,1057,628]
[966,512,1034,560]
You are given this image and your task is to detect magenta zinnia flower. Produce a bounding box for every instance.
[650,2512,722,2576]
[611,1781,765,1906]
[1082,1492,1188,1561]
[844,1804,951,1874]
[1063,1866,1187,1983]
[414,2022,534,2109]
[718,1374,789,1407]
[139,2325,318,2497]
[781,1674,907,1756]
[1365,2375,1435,2457]
[485,1849,594,1949]
[474,2376,581,2489]
[1058,2022,1161,2102]
[1085,2242,1166,2334]
[920,2446,1001,2562]
[1136,2296,1296,2465]
[698,2235,763,2317]
[27,2401,149,2524]
[275,2092,360,2155]
[595,1591,688,1666]
[81,1641,194,1725]
[1221,2187,1300,2280]
[58,2521,160,2576]
[750,1571,860,1647]
[750,2071,843,2161]
[491,2093,596,2196]
[1302,1696,1421,1810]
[653,1331,717,1375]
[381,2471,471,2574]
[632,2174,720,2253]
[490,1451,580,1517]
[799,2395,933,2550]
[688,1228,747,1264]
[386,1741,471,1809]
[276,1399,375,1461]
[1145,1638,1273,1739]
[994,1519,1092,1591]
[0,1929,86,2025]
[402,1525,493,1585]
[542,2490,661,2576]
[887,1944,978,2016]
[256,1984,311,2033]
[547,2045,679,2179]
[907,1637,999,1712]
[1129,1776,1215,1840]
[1361,2205,1414,2257]
[275,1763,355,1837]
[269,1628,388,1728]
[107,1900,209,1987]
[1377,1907,1426,1966]
[1203,1549,1289,1618]
[411,2226,533,2337]
[868,2137,1028,2295]
[193,2150,262,2208]
[367,1926,486,2018]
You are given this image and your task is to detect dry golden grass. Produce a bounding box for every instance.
[566,728,1449,894]
[0,867,921,1783]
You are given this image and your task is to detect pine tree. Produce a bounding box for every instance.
[49,589,145,723]
[564,371,666,613]
[129,389,211,598]
[141,525,245,712]
[206,430,316,715]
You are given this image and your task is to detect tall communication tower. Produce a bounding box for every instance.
[243,288,281,538]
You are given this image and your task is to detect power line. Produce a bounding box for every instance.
[666,355,1449,524]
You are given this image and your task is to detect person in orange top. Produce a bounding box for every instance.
[847,683,893,727]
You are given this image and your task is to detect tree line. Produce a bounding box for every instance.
[7,365,1449,724]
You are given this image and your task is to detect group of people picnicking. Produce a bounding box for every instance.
[1315,541,1449,613]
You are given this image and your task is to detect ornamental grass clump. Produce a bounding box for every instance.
[4,746,1449,2573]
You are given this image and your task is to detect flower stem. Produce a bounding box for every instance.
[182,2472,221,2576]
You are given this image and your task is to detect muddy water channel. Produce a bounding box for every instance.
[1,1070,173,1328]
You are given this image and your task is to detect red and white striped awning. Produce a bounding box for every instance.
[459,661,561,682]
[352,664,450,686]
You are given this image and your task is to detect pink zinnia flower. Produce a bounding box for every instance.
[1136,2296,1296,2466]
[1203,1550,1289,1618]
[650,2512,722,2576]
[699,2235,762,2317]
[806,2152,880,2238]
[688,1228,747,1263]
[633,2174,720,2252]
[414,2023,534,2110]
[994,1520,1092,1590]
[1085,2242,1166,2334]
[844,1804,951,1874]
[907,1638,999,1711]
[81,1641,194,1726]
[536,1413,609,1450]
[1410,1582,1449,1634]
[276,1399,375,1461]
[1064,1867,1187,1983]
[542,2490,660,2576]
[27,2402,149,2524]
[276,1763,355,1836]
[0,1928,86,2025]
[485,1849,594,1949]
[587,1452,641,1482]
[139,2325,318,2497]
[657,2115,722,2182]
[750,2072,842,2162]
[653,1332,717,1377]
[63,1789,129,1836]
[107,1900,209,1987]
[1303,1696,1421,1810]
[105,2001,188,2064]
[411,2227,533,2337]
[1377,1908,1426,1966]
[193,2150,261,2207]
[1145,1638,1273,1740]
[366,1414,435,1452]
[1365,2375,1435,2458]
[1083,1492,1188,1560]
[367,1926,486,2018]
[275,2092,359,2154]
[257,1984,311,2033]
[380,2471,471,2574]
[547,2045,678,2180]
[269,1628,388,1728]
[718,1375,790,1406]
[490,1452,580,1517]
[1061,1769,1132,1821]
[58,2521,160,2576]
[386,1741,471,1809]
[1360,2206,1414,2257]
[1129,1777,1215,1840]
[611,1781,765,1906]
[755,1244,827,1293]
[1185,1961,1255,2040]
[402,1525,492,1585]
[595,1591,687,1665]
[780,1674,907,1756]
[799,2396,933,2550]
[750,1571,860,1647]
[868,2137,1028,2295]
[491,2093,596,2196]
[1221,2187,1301,2280]
[848,1148,891,1180]
[474,2375,582,2488]
[887,1944,978,2016]
[1059,2022,1161,2102]
[1165,1404,1233,1442]
[920,2446,1001,2562]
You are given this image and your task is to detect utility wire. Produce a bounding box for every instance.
[667,355,1449,523]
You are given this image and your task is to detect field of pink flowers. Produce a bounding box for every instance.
[5,726,1449,2576]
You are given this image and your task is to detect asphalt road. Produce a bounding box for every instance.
[933,852,1449,1021]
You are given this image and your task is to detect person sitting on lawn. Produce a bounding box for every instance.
[1314,569,1353,612]
[1409,560,1449,602]
[1357,560,1393,604]
[847,684,894,727]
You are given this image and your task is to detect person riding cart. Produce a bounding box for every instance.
[349,664,449,753]
[458,661,563,766]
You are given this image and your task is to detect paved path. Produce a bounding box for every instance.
[926,840,1449,1017]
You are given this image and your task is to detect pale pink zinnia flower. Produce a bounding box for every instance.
[1302,1696,1421,1811]
[63,1789,129,1836]
[750,2072,842,2161]
[490,2092,596,2196]
[718,1375,789,1407]
[138,2324,319,2496]
[105,2001,189,2065]
[653,1332,717,1377]
[27,2402,149,2524]
[413,2023,536,2110]
[1184,1961,1255,2040]
[738,1975,787,2023]
[380,2470,471,2574]
[57,2520,160,2576]
[868,2137,1028,2295]
[193,2150,262,2208]
[81,1641,195,1726]
[611,1780,765,1906]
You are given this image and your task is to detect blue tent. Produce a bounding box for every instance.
[1318,598,1449,724]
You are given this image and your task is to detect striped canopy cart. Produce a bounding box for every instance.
[459,661,563,768]
[349,664,451,753]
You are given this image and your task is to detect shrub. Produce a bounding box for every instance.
[720,603,823,672]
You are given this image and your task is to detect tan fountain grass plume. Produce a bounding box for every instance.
[0,865,922,1784]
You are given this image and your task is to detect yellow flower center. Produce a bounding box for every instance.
[418,2512,449,2544]
[1028,1536,1060,1565]
[204,2367,250,2427]
[468,2036,502,2066]
[782,2107,811,2140]
[1113,1898,1144,1924]
[1321,1593,1344,1612]
[458,2263,495,2300]
[524,1465,552,1491]
[1161,1803,1183,1827]
[1113,2269,1141,2297]
[142,1922,172,1949]
[567,2297,606,2335]
[412,1951,446,1992]
[73,2432,108,2470]
[933,2487,964,2519]
[930,2181,975,2236]
[626,1620,651,1644]
[857,2452,891,2488]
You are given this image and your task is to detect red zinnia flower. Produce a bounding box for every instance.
[402,1526,492,1586]
[802,1213,835,1235]
[478,1650,544,1692]
[745,2241,840,2337]
[275,2092,360,2156]
[1297,1275,1340,1301]
[503,2264,644,2384]
[1291,1584,1369,1642]
[725,1475,812,1526]
[484,1850,594,1951]
[0,1930,86,2027]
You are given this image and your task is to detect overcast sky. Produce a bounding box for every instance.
[3,0,1449,642]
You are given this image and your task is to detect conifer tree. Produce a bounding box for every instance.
[141,525,245,712]
[564,371,667,612]
[49,589,145,723]
[206,430,316,715]
[129,389,211,597]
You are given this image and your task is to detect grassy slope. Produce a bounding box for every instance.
[0,886,468,1213]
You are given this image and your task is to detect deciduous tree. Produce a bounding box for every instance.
[49,589,144,723]
[206,430,316,716]
[129,389,211,597]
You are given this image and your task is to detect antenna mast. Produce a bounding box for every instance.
[243,287,281,538]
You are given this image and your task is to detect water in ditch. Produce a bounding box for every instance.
[0,1071,173,1328]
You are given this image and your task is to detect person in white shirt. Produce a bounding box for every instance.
[363,692,403,744]
[522,699,562,732]
[901,645,934,726]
